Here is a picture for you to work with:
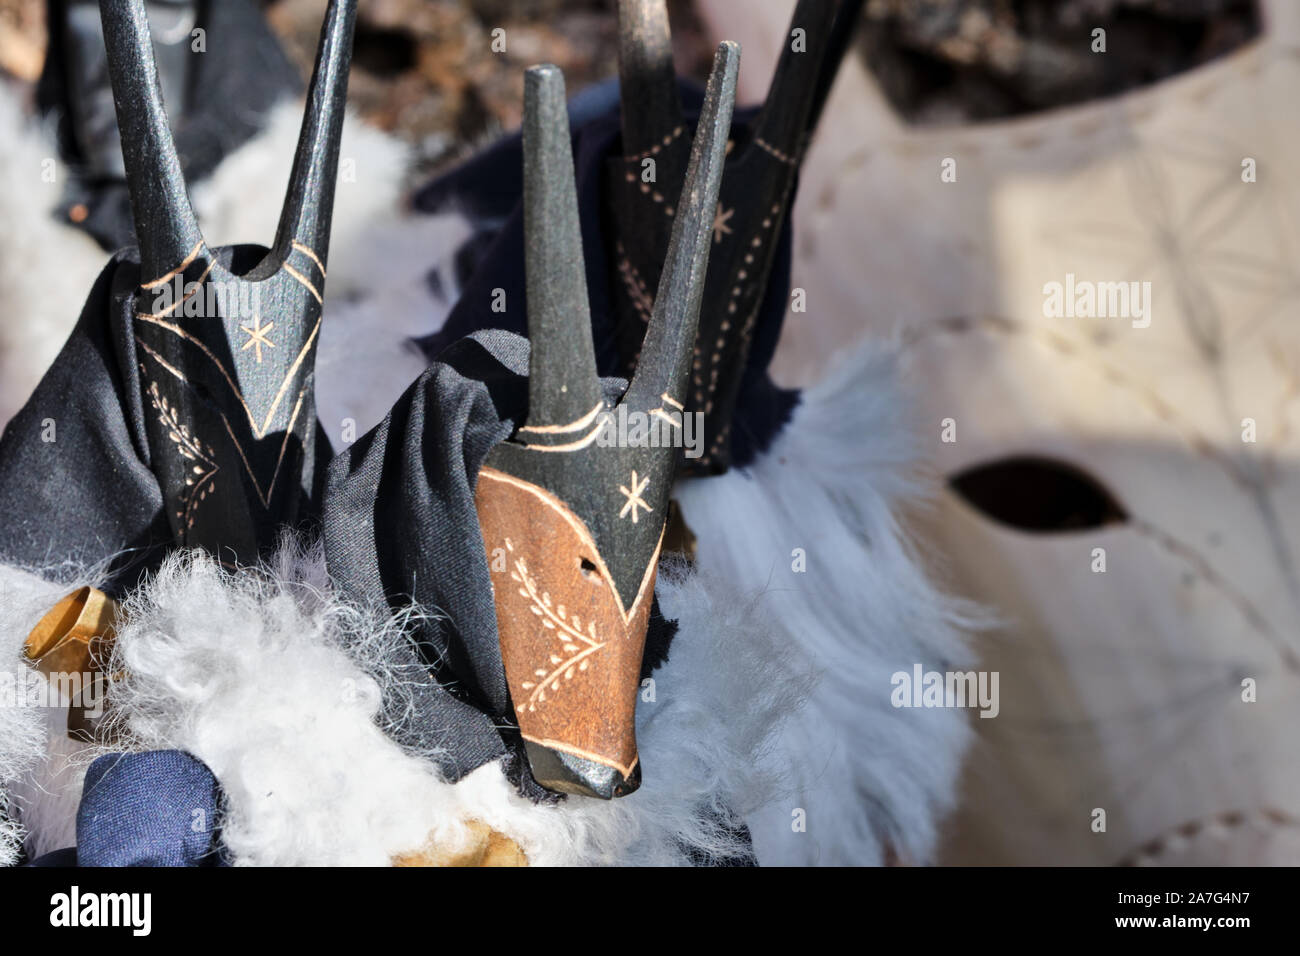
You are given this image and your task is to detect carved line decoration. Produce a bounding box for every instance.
[478,466,662,626]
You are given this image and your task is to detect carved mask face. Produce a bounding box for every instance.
[475,467,658,793]
[722,0,1300,863]
[102,0,356,563]
[475,50,738,798]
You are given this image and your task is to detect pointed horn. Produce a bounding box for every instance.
[804,0,865,137]
[269,0,357,272]
[521,64,603,431]
[616,0,684,158]
[100,0,204,283]
[751,0,855,159]
[625,41,738,412]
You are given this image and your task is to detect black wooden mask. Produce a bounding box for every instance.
[608,0,863,474]
[100,0,355,564]
[475,46,738,799]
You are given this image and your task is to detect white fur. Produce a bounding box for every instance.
[103,544,477,866]
[675,341,979,865]
[311,208,470,447]
[0,86,110,429]
[2,546,800,866]
[11,728,90,863]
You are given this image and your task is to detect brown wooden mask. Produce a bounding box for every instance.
[475,48,738,799]
[101,0,355,564]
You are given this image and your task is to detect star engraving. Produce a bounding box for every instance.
[240,315,276,364]
[618,470,652,524]
[712,203,734,244]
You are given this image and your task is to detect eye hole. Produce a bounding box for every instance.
[579,557,598,579]
[949,456,1127,533]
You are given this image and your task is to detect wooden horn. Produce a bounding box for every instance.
[267,0,356,274]
[100,0,204,283]
[625,40,739,413]
[475,47,738,800]
[616,0,685,158]
[750,0,856,161]
[521,64,603,432]
[102,0,357,562]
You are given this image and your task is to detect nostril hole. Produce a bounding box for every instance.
[579,557,598,579]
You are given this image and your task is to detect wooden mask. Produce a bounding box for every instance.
[101,0,355,564]
[475,47,738,799]
[701,0,1300,863]
[608,0,863,474]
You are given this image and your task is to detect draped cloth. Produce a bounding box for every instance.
[0,252,330,592]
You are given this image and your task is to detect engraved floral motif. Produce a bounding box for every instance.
[506,538,606,714]
[147,380,219,532]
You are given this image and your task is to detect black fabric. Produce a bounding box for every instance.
[0,254,169,589]
[412,82,801,470]
[0,251,331,593]
[322,329,678,801]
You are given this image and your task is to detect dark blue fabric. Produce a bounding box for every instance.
[75,751,223,867]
